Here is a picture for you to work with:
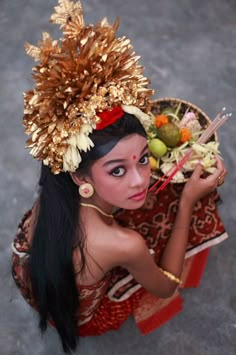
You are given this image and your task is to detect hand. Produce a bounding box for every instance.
[181,155,227,208]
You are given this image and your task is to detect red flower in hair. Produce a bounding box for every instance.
[96,106,124,130]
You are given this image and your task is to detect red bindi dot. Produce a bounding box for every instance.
[132,155,137,160]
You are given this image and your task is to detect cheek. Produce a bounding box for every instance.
[91,172,117,191]
[142,165,151,180]
[93,174,126,199]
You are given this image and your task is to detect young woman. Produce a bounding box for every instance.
[12,1,227,353]
[12,111,226,353]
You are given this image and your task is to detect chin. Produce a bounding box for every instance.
[124,199,146,210]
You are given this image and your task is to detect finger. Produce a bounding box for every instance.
[217,175,225,187]
[215,155,224,170]
[205,165,224,186]
[208,155,224,178]
[222,168,227,177]
[191,162,204,179]
[220,160,227,176]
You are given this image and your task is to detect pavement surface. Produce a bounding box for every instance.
[0,0,236,354]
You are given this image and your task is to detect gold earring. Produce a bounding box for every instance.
[79,183,94,198]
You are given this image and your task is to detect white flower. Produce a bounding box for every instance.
[81,123,93,134]
[64,127,95,171]
[160,162,185,182]
[122,105,152,130]
[63,145,82,172]
[75,132,94,152]
[67,134,77,148]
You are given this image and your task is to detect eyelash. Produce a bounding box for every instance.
[139,153,150,165]
[109,153,150,177]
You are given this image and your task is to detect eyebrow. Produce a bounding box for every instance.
[103,143,149,167]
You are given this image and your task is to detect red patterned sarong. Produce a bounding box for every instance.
[12,183,228,336]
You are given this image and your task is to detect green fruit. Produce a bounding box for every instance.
[156,122,181,147]
[149,138,167,158]
[161,107,175,119]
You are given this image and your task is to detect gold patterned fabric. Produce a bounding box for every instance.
[12,185,227,335]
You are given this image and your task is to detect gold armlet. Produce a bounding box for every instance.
[158,266,183,285]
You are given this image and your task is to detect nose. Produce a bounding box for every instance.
[129,168,146,187]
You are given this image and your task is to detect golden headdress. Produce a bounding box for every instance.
[23,0,154,174]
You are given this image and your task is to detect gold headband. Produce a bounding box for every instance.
[23,0,154,174]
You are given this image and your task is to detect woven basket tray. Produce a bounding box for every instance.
[150,97,218,183]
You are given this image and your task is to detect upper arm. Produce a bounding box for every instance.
[118,230,176,298]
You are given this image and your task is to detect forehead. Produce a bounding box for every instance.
[96,134,147,164]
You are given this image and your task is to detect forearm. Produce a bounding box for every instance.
[159,197,194,278]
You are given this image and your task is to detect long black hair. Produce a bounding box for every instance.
[29,113,146,353]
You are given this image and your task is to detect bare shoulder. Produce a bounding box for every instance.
[79,218,149,275]
[114,227,148,265]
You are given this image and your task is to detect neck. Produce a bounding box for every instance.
[80,202,114,219]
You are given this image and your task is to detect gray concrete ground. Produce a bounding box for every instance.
[0,0,236,354]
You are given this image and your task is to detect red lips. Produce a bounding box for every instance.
[129,189,147,201]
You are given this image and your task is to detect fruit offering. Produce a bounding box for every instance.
[148,98,219,183]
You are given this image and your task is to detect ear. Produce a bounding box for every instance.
[70,173,83,187]
[70,173,92,187]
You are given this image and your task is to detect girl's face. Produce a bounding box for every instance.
[86,134,151,210]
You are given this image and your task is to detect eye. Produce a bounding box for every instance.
[110,167,126,177]
[139,153,150,165]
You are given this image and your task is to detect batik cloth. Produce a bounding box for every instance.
[12,183,227,335]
